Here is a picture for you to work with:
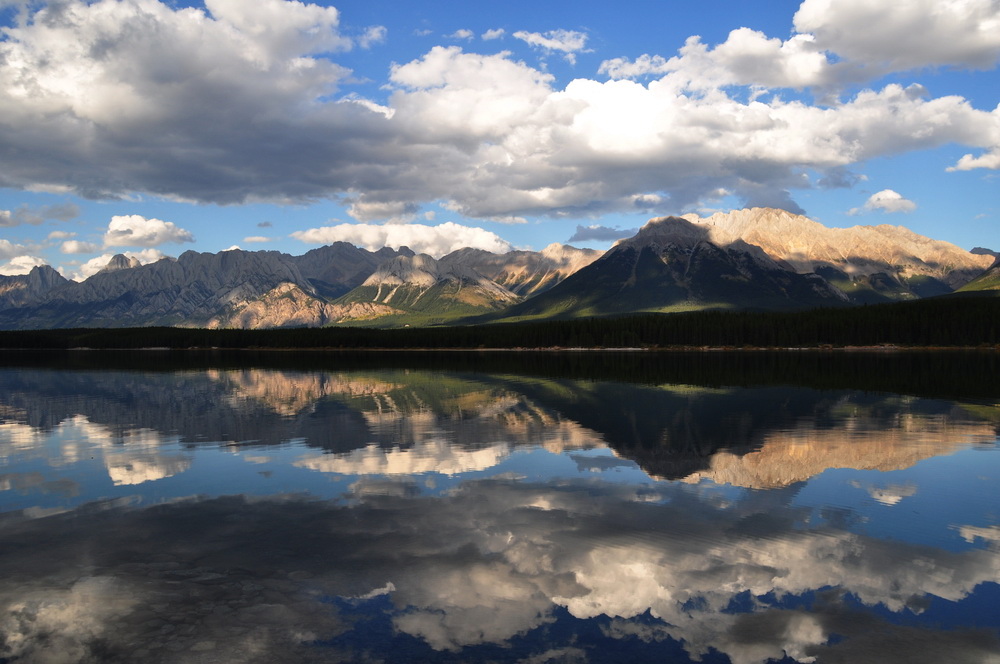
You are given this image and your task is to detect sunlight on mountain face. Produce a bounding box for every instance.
[681,409,996,488]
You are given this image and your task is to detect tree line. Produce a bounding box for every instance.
[0,293,997,350]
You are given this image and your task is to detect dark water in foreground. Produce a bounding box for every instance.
[0,351,998,663]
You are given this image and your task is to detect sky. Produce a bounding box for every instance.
[0,0,997,280]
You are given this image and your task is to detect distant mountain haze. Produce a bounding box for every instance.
[0,208,993,329]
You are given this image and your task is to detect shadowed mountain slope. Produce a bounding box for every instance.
[497,216,847,320]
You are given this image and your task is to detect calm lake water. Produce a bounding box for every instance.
[1,351,998,664]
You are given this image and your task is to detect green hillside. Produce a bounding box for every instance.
[957,261,1000,292]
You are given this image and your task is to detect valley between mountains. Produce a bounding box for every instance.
[0,208,996,330]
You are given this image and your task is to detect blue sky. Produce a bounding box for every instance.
[0,0,997,279]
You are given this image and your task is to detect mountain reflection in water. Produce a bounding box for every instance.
[0,352,998,663]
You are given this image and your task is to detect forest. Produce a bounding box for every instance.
[0,292,997,351]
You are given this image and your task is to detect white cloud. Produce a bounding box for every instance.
[358,25,387,49]
[103,215,194,248]
[0,0,995,222]
[383,45,999,216]
[599,30,831,91]
[849,189,918,215]
[290,221,513,256]
[0,239,29,260]
[0,0,356,202]
[449,29,474,41]
[482,28,505,41]
[948,147,1000,171]
[0,210,23,227]
[601,2,1000,90]
[60,240,100,254]
[0,255,46,275]
[513,29,588,64]
[598,53,672,80]
[512,29,588,54]
[203,0,351,61]
[794,0,1000,72]
[47,230,76,240]
[242,236,272,243]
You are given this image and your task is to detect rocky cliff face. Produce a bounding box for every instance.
[0,265,68,309]
[205,282,401,329]
[0,208,992,330]
[687,207,992,300]
[290,243,411,298]
[334,253,521,322]
[99,254,142,274]
[501,215,848,319]
[441,244,603,296]
[0,246,414,329]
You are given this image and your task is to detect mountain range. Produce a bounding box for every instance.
[0,208,994,329]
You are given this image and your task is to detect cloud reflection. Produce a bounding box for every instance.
[0,477,997,663]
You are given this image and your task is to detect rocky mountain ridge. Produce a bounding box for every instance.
[686,208,992,300]
[0,208,993,329]
[500,215,850,320]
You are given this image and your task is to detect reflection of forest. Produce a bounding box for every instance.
[0,366,997,485]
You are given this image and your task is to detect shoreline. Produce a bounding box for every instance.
[2,344,995,352]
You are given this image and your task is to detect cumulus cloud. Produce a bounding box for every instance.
[0,254,46,275]
[948,148,1000,172]
[794,0,1000,72]
[0,0,357,202]
[60,240,100,254]
[567,224,639,243]
[0,0,996,224]
[448,28,474,41]
[242,236,272,243]
[599,30,831,89]
[482,28,505,41]
[102,215,194,248]
[601,2,1000,90]
[290,221,512,256]
[203,0,351,59]
[849,189,918,215]
[0,239,30,260]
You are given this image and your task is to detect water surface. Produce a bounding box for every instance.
[1,351,998,663]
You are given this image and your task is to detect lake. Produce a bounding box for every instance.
[1,351,998,663]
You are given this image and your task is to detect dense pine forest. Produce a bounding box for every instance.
[0,293,997,351]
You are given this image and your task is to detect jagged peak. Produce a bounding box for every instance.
[28,264,62,278]
[624,216,725,248]
[99,254,142,274]
[440,247,494,263]
[621,207,992,289]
